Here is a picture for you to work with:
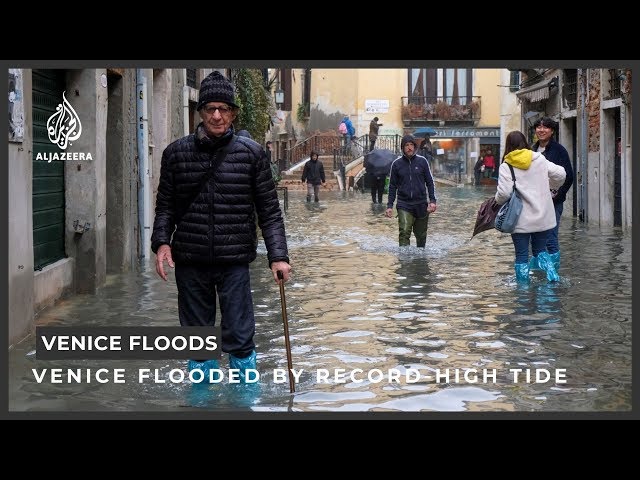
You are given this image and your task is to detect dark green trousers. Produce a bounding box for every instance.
[397,208,429,247]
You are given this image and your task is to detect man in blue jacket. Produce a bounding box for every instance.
[385,135,437,247]
[530,117,573,271]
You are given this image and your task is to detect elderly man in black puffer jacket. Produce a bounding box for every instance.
[151,71,291,383]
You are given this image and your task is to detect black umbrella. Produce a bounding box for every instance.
[471,197,500,239]
[364,149,397,177]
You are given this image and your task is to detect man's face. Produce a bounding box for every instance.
[199,102,237,137]
[535,123,554,143]
[403,142,416,157]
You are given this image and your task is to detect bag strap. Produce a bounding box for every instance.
[507,163,518,192]
[179,134,237,221]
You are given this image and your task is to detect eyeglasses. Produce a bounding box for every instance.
[202,105,234,115]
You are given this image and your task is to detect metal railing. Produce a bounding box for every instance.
[287,134,342,170]
[332,135,368,170]
[332,134,403,190]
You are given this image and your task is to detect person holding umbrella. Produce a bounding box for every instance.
[418,135,433,157]
[364,148,395,204]
[385,135,437,247]
[413,127,437,158]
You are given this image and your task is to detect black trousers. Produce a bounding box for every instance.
[370,176,386,203]
[175,263,255,357]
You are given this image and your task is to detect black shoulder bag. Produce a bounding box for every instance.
[177,135,237,223]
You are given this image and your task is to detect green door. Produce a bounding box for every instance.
[32,69,66,270]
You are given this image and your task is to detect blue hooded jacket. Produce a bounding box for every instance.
[343,116,355,137]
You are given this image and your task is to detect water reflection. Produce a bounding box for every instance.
[8,187,631,413]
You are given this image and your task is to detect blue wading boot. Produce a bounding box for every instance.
[229,351,260,406]
[529,255,542,271]
[188,359,220,384]
[186,359,220,408]
[229,350,258,383]
[531,252,561,272]
[514,263,530,283]
[537,251,560,282]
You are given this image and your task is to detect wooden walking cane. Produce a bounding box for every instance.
[277,270,295,393]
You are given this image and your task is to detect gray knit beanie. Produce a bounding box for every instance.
[197,71,239,111]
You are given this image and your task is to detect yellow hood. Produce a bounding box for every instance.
[504,149,532,170]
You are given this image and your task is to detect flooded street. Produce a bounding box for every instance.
[8,185,632,413]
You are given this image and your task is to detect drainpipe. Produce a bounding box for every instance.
[578,68,588,222]
[619,71,630,228]
[136,70,151,260]
[183,84,190,136]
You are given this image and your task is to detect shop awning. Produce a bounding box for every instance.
[516,78,556,103]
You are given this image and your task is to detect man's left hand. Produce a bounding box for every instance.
[271,261,292,284]
[427,202,437,213]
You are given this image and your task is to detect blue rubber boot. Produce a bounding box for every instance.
[537,251,560,282]
[186,359,220,408]
[549,252,561,272]
[529,255,542,271]
[229,351,260,407]
[229,350,258,383]
[514,263,530,283]
[188,359,220,384]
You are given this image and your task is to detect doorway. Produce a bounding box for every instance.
[613,108,621,227]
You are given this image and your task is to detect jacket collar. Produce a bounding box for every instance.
[195,123,234,152]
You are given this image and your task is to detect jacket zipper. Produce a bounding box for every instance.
[209,159,213,263]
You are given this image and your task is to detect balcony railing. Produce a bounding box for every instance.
[401,96,481,123]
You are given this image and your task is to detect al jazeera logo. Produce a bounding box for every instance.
[35,91,93,162]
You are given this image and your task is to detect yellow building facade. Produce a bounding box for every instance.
[272,67,503,184]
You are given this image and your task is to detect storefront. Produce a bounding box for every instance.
[428,127,500,183]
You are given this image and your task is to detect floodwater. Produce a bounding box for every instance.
[8,185,632,414]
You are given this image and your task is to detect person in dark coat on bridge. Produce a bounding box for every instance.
[151,71,291,383]
[368,116,383,152]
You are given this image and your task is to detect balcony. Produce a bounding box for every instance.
[401,96,481,124]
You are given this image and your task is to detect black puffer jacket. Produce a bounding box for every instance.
[151,125,289,267]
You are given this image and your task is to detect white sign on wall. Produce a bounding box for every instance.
[365,99,389,114]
